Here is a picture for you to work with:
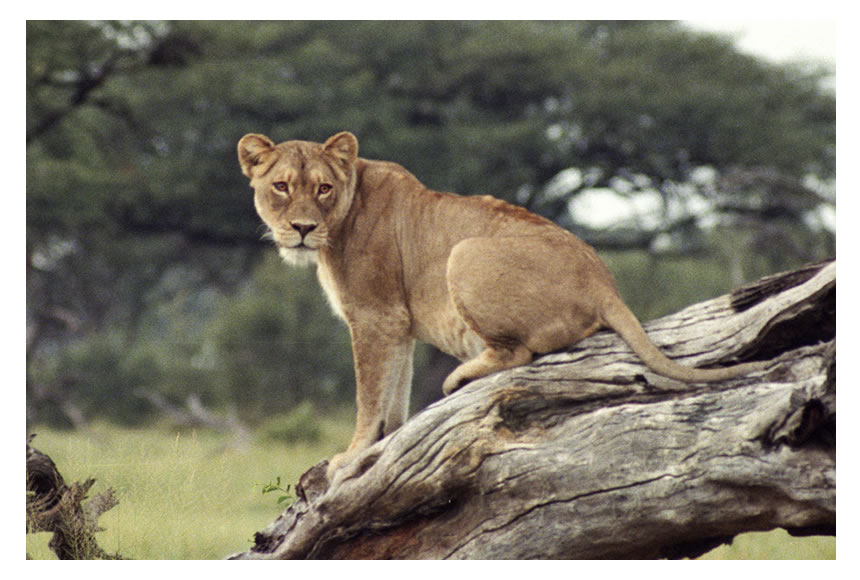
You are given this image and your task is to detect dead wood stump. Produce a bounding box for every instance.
[26,435,122,559]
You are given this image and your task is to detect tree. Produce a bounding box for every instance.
[26,21,834,427]
[232,261,835,559]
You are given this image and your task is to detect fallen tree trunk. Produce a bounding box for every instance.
[232,260,835,560]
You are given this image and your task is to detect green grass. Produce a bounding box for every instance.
[26,413,354,560]
[698,529,834,560]
[26,418,834,560]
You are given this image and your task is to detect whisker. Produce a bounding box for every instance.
[256,224,273,242]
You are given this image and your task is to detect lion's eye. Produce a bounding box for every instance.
[272,181,289,193]
[318,184,333,196]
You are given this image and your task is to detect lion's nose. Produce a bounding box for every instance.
[291,222,317,238]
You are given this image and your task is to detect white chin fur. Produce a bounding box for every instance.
[278,246,319,267]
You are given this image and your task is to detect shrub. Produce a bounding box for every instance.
[255,401,323,444]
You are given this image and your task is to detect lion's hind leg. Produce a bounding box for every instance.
[442,343,532,395]
[442,237,540,395]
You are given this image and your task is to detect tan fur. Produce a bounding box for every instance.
[238,131,764,476]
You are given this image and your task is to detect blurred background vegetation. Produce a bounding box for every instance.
[27,20,834,434]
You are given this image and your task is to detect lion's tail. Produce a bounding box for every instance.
[600,299,765,382]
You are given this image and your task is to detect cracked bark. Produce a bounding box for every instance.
[231,260,835,560]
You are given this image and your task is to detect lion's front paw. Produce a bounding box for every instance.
[326,451,351,480]
[327,448,368,482]
[326,446,384,484]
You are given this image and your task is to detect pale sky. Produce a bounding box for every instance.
[568,19,838,236]
[684,20,836,65]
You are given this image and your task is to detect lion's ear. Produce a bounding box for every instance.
[238,133,277,178]
[323,132,358,164]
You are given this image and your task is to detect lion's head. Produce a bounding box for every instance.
[238,131,359,266]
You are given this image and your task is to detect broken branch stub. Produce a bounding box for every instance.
[26,435,122,560]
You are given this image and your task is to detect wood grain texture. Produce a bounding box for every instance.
[231,261,835,560]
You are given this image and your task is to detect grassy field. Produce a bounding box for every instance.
[26,419,834,560]
[26,414,355,560]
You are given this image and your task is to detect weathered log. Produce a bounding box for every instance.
[231,260,835,560]
[26,435,122,560]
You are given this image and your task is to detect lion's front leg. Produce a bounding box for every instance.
[327,331,414,480]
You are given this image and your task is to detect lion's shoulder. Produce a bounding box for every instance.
[356,158,423,191]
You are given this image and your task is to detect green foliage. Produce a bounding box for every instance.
[45,330,160,425]
[28,252,354,426]
[256,476,294,509]
[27,21,834,237]
[255,402,323,445]
[205,255,354,419]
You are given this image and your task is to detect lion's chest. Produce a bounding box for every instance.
[316,257,484,361]
[316,261,347,321]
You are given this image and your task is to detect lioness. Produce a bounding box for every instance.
[238,131,763,476]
